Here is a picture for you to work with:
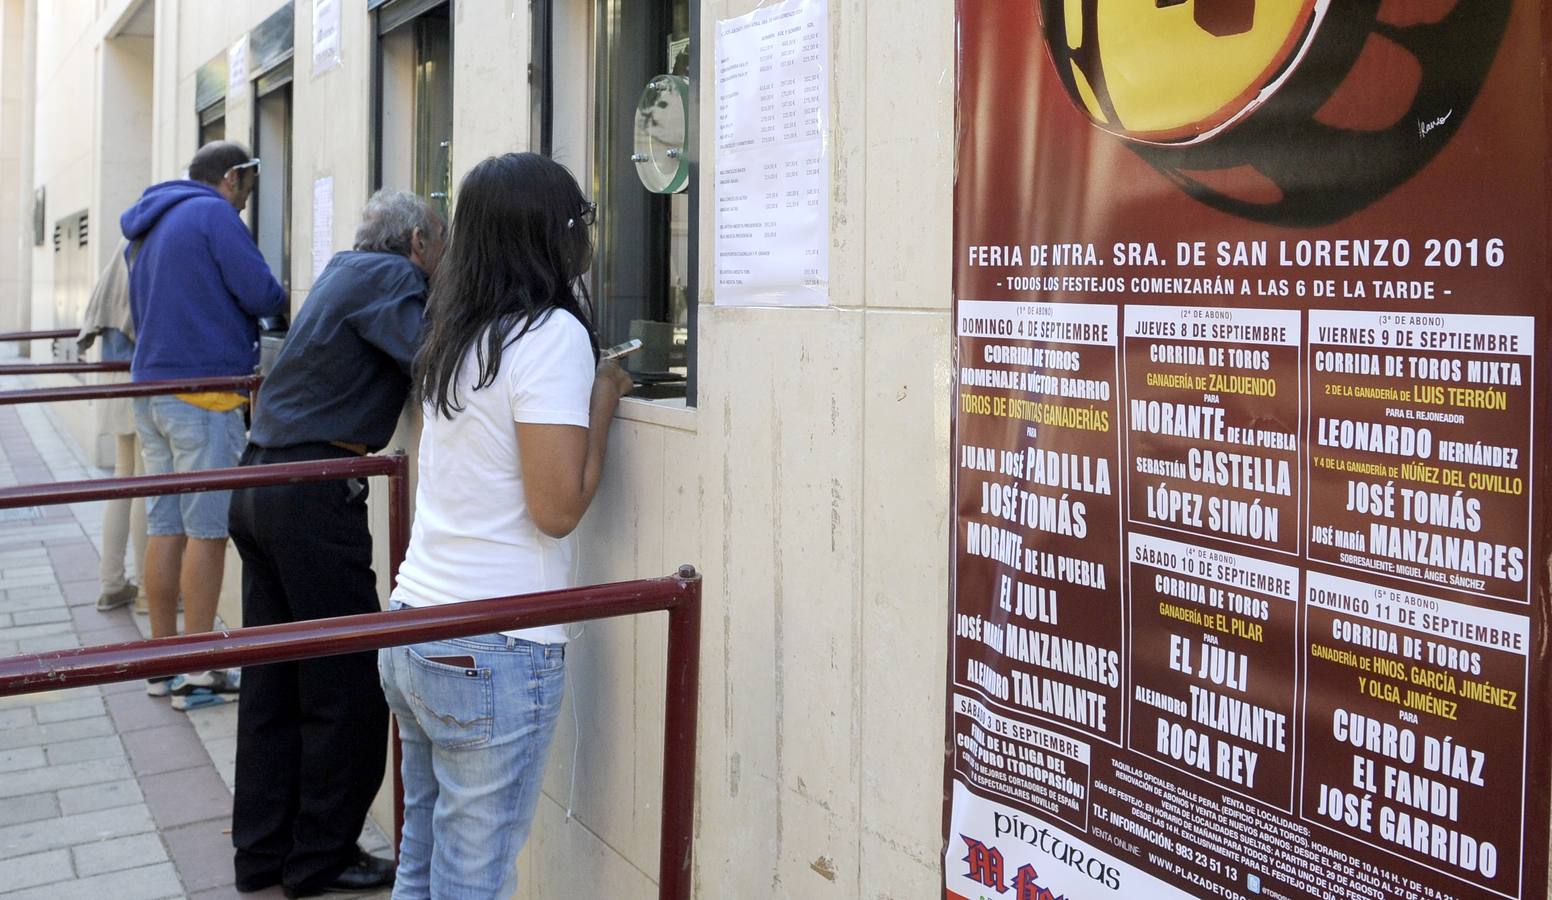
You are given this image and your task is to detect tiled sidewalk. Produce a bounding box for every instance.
[0,397,391,898]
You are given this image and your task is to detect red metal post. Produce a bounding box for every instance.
[659,565,702,900]
[386,453,410,858]
[387,456,409,590]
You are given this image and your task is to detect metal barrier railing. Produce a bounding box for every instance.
[0,373,263,406]
[0,328,79,342]
[0,360,130,375]
[0,460,702,900]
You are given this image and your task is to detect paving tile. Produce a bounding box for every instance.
[18,685,102,706]
[10,607,69,626]
[0,745,46,773]
[140,765,232,829]
[72,831,169,877]
[0,621,74,642]
[0,756,133,798]
[106,690,185,733]
[61,580,100,608]
[0,714,115,751]
[58,777,145,816]
[102,677,146,695]
[203,736,238,792]
[0,572,65,592]
[0,847,73,892]
[46,550,98,571]
[71,603,122,631]
[0,706,33,729]
[1,861,182,900]
[76,624,144,648]
[0,565,60,581]
[189,886,287,900]
[162,818,236,892]
[0,803,154,858]
[0,591,66,613]
[4,583,65,600]
[0,791,59,828]
[123,724,210,776]
[14,632,80,654]
[44,734,125,766]
[0,525,82,548]
[186,701,239,740]
[33,695,105,724]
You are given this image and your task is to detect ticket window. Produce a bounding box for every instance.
[374,0,453,219]
[535,0,698,402]
[198,100,226,147]
[252,66,293,289]
[195,51,228,150]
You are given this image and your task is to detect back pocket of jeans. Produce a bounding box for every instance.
[403,646,495,750]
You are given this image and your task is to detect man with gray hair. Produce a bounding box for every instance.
[226,189,444,897]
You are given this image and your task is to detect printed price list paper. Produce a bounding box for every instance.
[312,0,341,76]
[311,175,333,282]
[713,0,828,306]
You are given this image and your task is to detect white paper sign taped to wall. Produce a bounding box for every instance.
[227,37,249,106]
[313,0,342,75]
[312,175,334,281]
[713,0,830,307]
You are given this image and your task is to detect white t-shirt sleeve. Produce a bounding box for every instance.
[507,312,595,427]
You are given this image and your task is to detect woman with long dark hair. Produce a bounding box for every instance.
[378,152,632,898]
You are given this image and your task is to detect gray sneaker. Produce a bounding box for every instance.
[95,583,138,611]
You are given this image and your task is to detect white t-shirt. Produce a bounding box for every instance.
[391,310,596,644]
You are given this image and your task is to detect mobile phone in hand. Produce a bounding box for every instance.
[603,338,643,360]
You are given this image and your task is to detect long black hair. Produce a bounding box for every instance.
[413,152,598,419]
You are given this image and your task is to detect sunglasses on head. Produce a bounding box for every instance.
[227,159,261,178]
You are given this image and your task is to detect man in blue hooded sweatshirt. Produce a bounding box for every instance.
[120,141,286,701]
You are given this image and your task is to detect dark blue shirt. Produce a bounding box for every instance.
[249,251,427,451]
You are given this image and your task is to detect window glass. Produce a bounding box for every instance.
[592,0,696,401]
[253,83,293,289]
[376,3,453,220]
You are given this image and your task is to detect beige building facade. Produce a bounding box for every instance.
[0,0,954,896]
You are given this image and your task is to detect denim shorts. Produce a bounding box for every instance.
[133,395,245,539]
[378,613,565,898]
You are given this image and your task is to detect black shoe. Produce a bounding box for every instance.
[282,851,396,898]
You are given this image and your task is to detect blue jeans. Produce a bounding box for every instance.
[133,395,245,539]
[378,628,565,899]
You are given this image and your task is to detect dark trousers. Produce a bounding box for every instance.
[229,443,389,891]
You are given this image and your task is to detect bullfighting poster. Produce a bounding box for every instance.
[944,3,1551,899]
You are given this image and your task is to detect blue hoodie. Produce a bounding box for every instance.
[120,181,286,381]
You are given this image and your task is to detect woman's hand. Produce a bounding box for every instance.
[595,358,634,399]
[589,358,633,421]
